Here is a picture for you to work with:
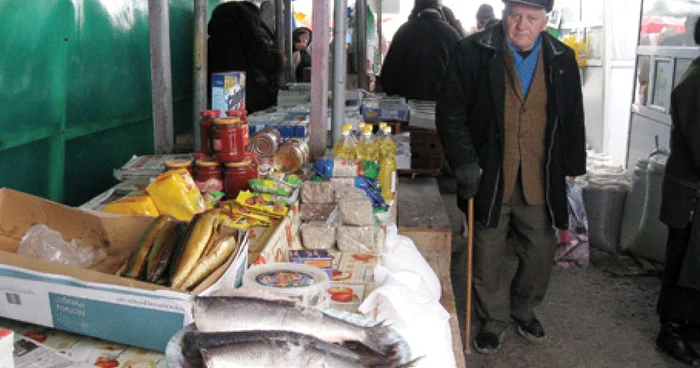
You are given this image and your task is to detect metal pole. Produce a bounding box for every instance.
[193,0,207,151]
[284,0,294,83]
[275,0,285,84]
[377,0,382,71]
[355,0,367,90]
[149,0,174,154]
[310,0,331,158]
[332,0,348,145]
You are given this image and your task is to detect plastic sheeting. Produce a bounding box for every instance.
[581,162,630,253]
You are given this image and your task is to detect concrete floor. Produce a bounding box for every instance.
[437,178,689,368]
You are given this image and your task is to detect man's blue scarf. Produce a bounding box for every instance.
[506,35,542,97]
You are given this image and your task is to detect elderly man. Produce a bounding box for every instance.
[436,0,585,354]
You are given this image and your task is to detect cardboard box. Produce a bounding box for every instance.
[289,249,332,279]
[0,189,248,352]
[248,202,301,266]
[211,71,246,112]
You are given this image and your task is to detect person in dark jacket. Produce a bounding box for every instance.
[292,27,312,82]
[442,6,467,38]
[436,0,586,354]
[654,18,700,367]
[476,4,500,31]
[208,1,282,114]
[379,0,460,101]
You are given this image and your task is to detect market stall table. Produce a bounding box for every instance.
[397,177,466,368]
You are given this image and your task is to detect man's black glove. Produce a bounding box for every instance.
[454,163,481,199]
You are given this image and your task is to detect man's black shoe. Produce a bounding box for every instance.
[513,316,546,342]
[657,321,700,366]
[473,330,503,354]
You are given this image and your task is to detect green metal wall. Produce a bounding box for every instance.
[0,0,223,206]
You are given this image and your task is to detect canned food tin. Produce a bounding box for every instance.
[274,139,309,173]
[250,126,282,158]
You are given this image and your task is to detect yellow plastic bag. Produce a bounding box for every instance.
[147,168,206,221]
[103,192,160,217]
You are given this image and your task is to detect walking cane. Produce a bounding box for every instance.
[465,198,474,353]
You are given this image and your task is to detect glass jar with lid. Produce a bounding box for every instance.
[194,159,223,192]
[213,117,246,163]
[226,109,249,151]
[223,159,254,199]
[199,110,221,154]
[164,158,194,178]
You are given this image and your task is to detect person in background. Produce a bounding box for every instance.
[654,18,700,367]
[292,27,312,82]
[259,0,276,34]
[207,1,282,114]
[379,0,460,101]
[442,6,468,38]
[476,4,499,31]
[436,0,586,354]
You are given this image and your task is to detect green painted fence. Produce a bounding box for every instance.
[0,0,223,206]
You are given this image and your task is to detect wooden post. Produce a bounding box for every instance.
[309,0,330,159]
[193,0,207,150]
[149,0,174,154]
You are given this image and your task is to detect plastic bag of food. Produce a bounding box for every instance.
[103,192,160,217]
[146,168,206,221]
[335,186,367,202]
[18,224,107,268]
[354,177,386,209]
[338,198,374,226]
[313,158,379,180]
[301,222,337,249]
[301,182,335,204]
[235,191,289,218]
[337,226,377,253]
[300,203,337,222]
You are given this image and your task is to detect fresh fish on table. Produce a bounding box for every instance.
[193,295,397,356]
[201,338,412,368]
[181,330,385,363]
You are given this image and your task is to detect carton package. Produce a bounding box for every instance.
[327,282,367,313]
[289,249,333,279]
[248,202,301,266]
[0,189,248,352]
[211,71,246,112]
[330,252,377,284]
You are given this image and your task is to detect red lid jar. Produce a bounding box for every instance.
[194,159,223,192]
[199,110,221,154]
[226,109,249,151]
[223,160,255,200]
[213,117,246,163]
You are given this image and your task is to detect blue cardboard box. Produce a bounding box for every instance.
[211,71,246,112]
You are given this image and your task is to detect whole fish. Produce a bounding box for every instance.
[146,221,185,283]
[201,339,410,368]
[124,216,169,279]
[182,330,383,363]
[193,295,397,357]
[179,235,237,291]
[170,211,218,289]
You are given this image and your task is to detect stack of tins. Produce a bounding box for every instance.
[250,126,310,175]
[163,110,257,200]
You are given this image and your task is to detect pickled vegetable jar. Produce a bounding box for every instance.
[199,110,221,154]
[194,159,223,192]
[274,139,309,173]
[250,126,282,157]
[224,160,254,199]
[213,117,246,163]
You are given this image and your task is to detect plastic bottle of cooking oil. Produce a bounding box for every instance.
[354,121,366,138]
[333,123,357,159]
[356,125,379,161]
[375,122,387,139]
[378,126,397,160]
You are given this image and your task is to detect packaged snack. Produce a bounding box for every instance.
[103,192,160,217]
[146,168,206,221]
[301,182,335,204]
[338,198,374,226]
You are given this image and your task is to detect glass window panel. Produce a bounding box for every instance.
[635,55,651,105]
[675,58,693,87]
[652,59,671,110]
[611,0,641,61]
[639,0,700,47]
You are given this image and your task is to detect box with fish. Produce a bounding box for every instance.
[0,188,248,352]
